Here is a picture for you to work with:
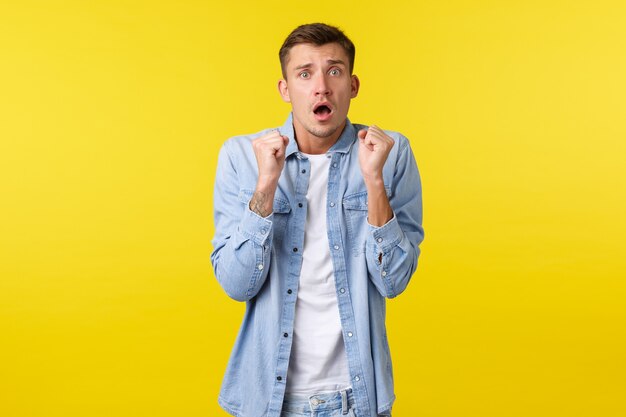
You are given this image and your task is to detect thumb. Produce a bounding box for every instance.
[281,135,289,146]
[358,129,368,140]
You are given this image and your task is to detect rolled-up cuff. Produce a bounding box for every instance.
[368,214,402,253]
[238,205,273,246]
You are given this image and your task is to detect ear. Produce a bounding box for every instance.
[350,74,360,98]
[278,79,291,103]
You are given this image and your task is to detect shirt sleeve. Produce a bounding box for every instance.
[210,142,273,302]
[365,137,425,298]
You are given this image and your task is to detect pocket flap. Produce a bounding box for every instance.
[343,187,391,210]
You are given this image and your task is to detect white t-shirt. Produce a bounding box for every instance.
[285,153,351,394]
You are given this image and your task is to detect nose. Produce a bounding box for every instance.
[314,73,330,96]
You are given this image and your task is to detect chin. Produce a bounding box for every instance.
[307,124,340,139]
[309,117,345,137]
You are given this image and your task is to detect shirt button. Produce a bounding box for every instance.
[293,247,298,252]
[347,332,353,337]
[283,333,288,338]
[333,245,339,250]
[329,202,335,207]
[277,376,282,381]
[298,203,303,208]
[301,169,306,174]
[382,271,387,277]
[332,163,338,168]
[257,264,264,270]
[287,289,293,294]
[354,376,360,382]
[261,228,267,234]
[377,237,383,243]
[340,288,345,294]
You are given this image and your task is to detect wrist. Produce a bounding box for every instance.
[363,174,384,190]
[255,176,279,194]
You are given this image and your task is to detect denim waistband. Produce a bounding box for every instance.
[282,388,354,414]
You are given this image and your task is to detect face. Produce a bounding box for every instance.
[278,42,360,143]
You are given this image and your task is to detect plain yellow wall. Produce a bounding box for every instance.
[1,1,625,416]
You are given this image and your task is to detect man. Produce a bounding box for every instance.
[211,23,424,417]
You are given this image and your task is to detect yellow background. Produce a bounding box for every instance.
[1,1,625,416]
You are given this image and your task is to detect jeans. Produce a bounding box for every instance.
[280,388,356,417]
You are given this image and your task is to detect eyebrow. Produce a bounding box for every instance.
[293,59,347,71]
[327,59,346,66]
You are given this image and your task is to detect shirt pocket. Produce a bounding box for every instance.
[238,189,292,245]
[342,187,391,257]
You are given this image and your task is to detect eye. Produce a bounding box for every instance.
[299,71,310,79]
[329,68,341,76]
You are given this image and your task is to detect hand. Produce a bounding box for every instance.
[252,130,289,186]
[357,125,394,182]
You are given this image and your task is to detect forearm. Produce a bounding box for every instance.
[362,136,424,298]
[249,178,278,218]
[364,176,393,227]
[212,142,276,302]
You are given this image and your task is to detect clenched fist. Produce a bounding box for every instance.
[252,130,289,186]
[357,125,394,182]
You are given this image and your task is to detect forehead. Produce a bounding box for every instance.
[285,42,349,69]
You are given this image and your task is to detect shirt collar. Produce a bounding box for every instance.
[278,112,357,158]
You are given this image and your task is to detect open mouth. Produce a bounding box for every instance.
[313,103,333,121]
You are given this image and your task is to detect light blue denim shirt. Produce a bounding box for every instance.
[211,113,424,417]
